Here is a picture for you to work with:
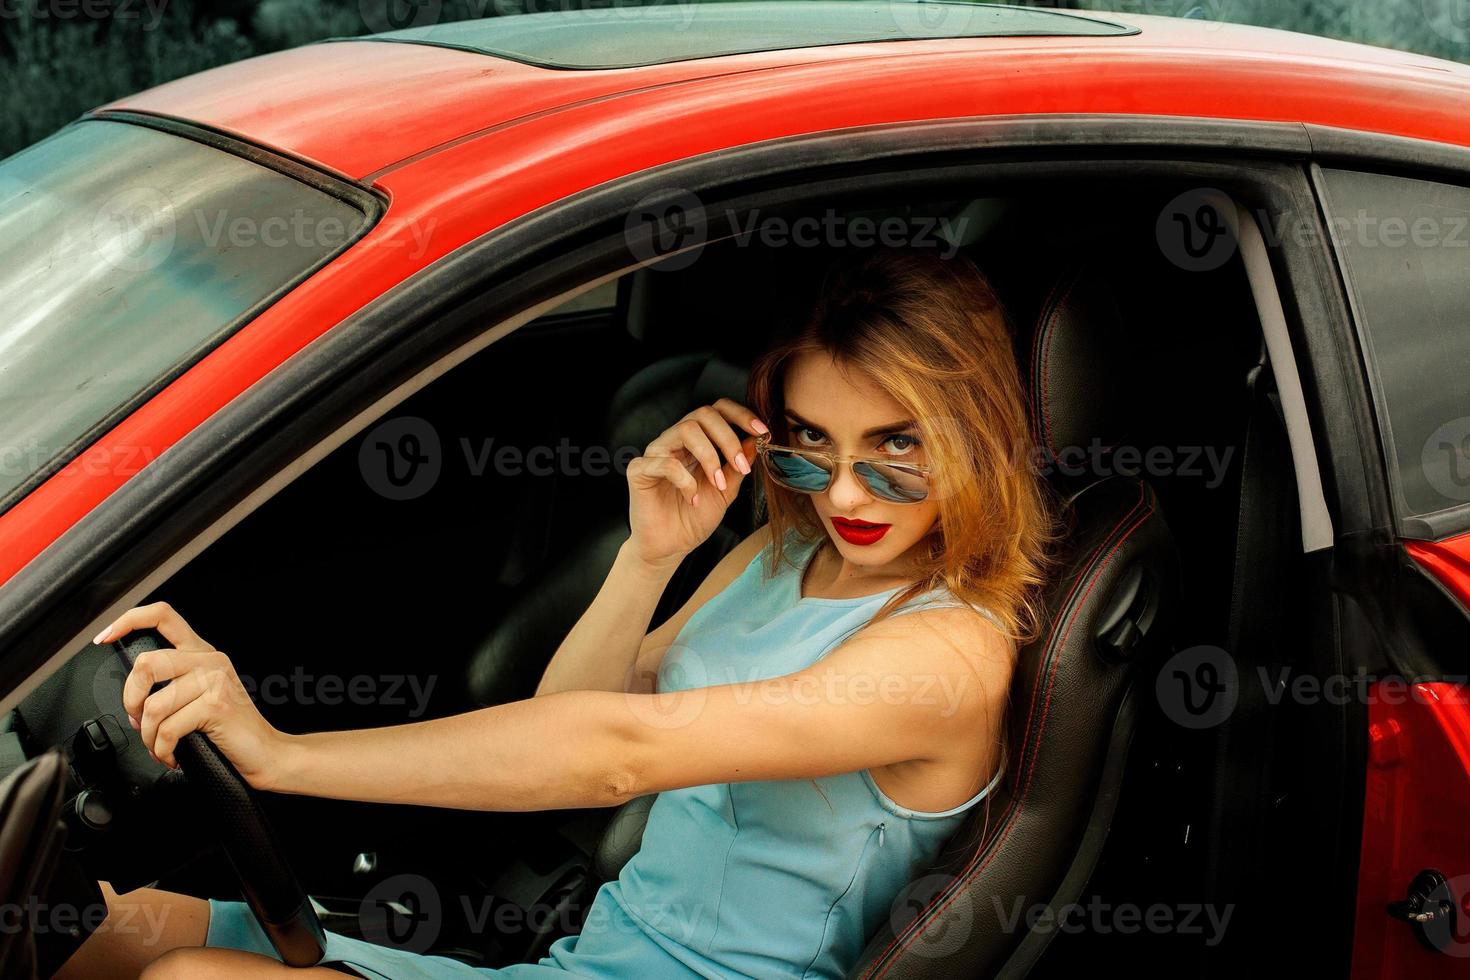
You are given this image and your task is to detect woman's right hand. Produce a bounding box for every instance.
[625,398,768,569]
[98,602,286,788]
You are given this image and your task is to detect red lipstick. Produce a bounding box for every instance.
[831,517,891,546]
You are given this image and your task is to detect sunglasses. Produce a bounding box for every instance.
[755,432,932,504]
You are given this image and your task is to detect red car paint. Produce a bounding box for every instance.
[1407,535,1470,615]
[1351,680,1470,975]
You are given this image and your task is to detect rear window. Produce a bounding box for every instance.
[0,118,374,512]
[1316,167,1470,525]
[356,0,1137,70]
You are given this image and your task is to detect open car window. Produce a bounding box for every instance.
[0,118,375,513]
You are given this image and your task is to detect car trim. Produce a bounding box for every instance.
[1235,198,1336,553]
[93,109,383,207]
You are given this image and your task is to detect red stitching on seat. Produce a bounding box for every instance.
[862,483,1153,980]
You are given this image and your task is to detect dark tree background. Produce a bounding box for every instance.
[1,0,1466,158]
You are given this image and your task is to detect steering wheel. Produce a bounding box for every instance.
[112,628,326,967]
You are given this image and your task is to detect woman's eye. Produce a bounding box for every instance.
[880,434,920,455]
[794,427,827,447]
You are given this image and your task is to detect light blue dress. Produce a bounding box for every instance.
[205,530,1007,978]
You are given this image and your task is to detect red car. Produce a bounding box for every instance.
[1,3,1467,977]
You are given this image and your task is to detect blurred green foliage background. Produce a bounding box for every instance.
[0,0,1466,158]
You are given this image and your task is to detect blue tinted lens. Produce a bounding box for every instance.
[854,461,930,503]
[766,449,832,493]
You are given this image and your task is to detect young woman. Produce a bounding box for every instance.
[56,245,1060,980]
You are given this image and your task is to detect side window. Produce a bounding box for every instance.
[1317,168,1470,524]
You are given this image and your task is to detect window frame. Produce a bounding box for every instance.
[2,115,1380,699]
[1308,156,1470,540]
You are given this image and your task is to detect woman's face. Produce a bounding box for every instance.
[780,351,941,571]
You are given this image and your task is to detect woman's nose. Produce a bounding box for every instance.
[826,462,871,510]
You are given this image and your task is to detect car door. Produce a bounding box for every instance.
[1312,160,1470,976]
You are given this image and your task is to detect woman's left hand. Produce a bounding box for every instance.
[102,602,286,788]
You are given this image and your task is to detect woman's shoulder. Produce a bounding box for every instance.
[878,587,1019,669]
[833,591,1017,733]
[893,583,1008,632]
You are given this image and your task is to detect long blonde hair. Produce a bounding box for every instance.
[748,245,1065,647]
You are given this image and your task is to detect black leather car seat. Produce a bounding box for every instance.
[461,260,783,707]
[578,257,1183,979]
[846,260,1183,977]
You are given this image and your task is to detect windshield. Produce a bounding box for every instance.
[0,118,373,513]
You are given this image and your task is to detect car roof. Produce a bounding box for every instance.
[94,3,1470,181]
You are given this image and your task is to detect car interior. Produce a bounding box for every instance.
[13,175,1330,977]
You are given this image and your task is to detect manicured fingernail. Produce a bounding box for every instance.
[735,453,750,474]
[93,625,112,645]
[692,494,700,507]
[714,470,727,491]
[127,714,139,730]
[751,419,770,434]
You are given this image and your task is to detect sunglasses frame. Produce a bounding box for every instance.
[754,432,933,504]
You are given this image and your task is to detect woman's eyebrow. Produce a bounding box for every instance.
[784,410,823,431]
[861,420,920,439]
[785,410,917,439]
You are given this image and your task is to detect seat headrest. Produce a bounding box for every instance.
[606,353,750,460]
[1025,260,1146,489]
[625,242,831,358]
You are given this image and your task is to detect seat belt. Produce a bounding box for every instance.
[1200,345,1300,975]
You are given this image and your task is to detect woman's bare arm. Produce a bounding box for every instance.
[530,540,677,698]
[264,604,1011,811]
[532,398,766,697]
[534,525,771,698]
[114,595,1009,812]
